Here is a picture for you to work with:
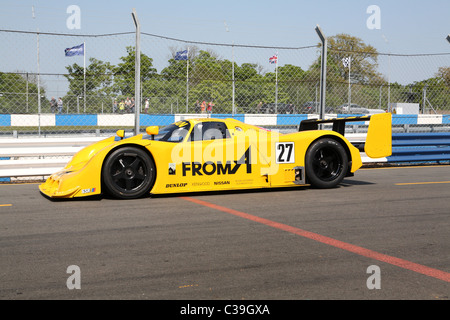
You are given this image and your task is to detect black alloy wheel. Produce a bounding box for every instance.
[102,146,155,199]
[305,138,348,189]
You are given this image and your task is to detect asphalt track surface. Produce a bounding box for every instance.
[0,165,449,301]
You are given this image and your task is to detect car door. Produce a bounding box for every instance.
[182,121,237,190]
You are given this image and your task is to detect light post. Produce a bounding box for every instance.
[224,21,235,115]
[315,25,327,120]
[132,8,141,135]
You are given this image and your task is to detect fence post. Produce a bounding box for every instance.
[315,25,327,120]
[132,8,141,135]
[36,31,42,136]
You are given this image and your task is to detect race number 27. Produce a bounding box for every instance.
[276,142,295,163]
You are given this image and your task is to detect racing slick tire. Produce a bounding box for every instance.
[305,138,348,189]
[102,146,156,199]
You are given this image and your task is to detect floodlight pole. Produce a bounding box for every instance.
[232,43,235,115]
[315,25,327,120]
[37,30,41,137]
[224,21,236,115]
[186,47,189,113]
[132,8,141,135]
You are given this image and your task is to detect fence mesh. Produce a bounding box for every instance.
[0,29,449,136]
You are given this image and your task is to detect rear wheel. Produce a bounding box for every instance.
[102,146,155,199]
[305,138,348,188]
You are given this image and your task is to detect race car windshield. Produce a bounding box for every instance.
[144,121,191,142]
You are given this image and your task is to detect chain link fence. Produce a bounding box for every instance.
[0,29,449,136]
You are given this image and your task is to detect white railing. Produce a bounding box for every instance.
[0,137,103,178]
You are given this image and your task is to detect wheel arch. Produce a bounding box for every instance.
[305,134,353,164]
[303,134,353,185]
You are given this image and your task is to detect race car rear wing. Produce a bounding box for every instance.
[299,113,392,158]
[298,115,371,136]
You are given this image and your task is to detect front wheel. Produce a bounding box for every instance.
[102,146,155,199]
[305,138,348,189]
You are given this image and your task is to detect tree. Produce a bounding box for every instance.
[235,63,260,81]
[113,46,157,97]
[189,50,227,85]
[436,67,450,87]
[65,57,114,96]
[305,34,388,108]
[309,34,384,85]
[0,72,45,113]
[189,80,230,112]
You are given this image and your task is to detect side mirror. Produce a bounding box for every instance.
[116,129,125,140]
[146,126,159,136]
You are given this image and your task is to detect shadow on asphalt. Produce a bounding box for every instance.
[39,178,375,202]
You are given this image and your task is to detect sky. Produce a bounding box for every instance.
[1,0,449,53]
[0,0,449,96]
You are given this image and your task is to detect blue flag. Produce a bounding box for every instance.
[174,50,188,60]
[65,43,84,57]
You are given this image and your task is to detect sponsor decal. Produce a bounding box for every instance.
[81,188,96,194]
[182,147,251,177]
[166,183,188,188]
[175,120,189,127]
[168,163,176,175]
[275,142,295,164]
[192,182,210,186]
[214,181,230,185]
[235,179,253,185]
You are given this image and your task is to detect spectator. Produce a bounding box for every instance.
[288,104,296,114]
[119,100,125,114]
[207,101,213,115]
[144,98,149,114]
[57,97,63,114]
[113,100,117,113]
[130,98,135,113]
[257,101,263,113]
[125,97,131,113]
[50,97,57,113]
[193,100,200,113]
[201,100,206,113]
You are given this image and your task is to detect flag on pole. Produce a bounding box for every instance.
[65,43,84,57]
[342,57,351,68]
[175,50,188,60]
[269,55,278,64]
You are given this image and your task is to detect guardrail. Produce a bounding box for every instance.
[0,137,103,180]
[388,133,450,163]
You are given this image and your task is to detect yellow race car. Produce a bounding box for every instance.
[39,113,392,199]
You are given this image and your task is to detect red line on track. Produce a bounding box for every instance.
[180,196,450,283]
